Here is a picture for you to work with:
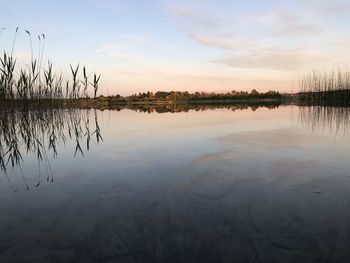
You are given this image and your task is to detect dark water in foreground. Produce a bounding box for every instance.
[1,105,350,263]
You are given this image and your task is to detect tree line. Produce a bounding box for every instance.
[122,89,282,102]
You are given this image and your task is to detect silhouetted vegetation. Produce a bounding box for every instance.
[126,89,283,103]
[298,69,350,106]
[0,28,101,102]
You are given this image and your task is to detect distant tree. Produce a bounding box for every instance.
[250,89,259,96]
[155,91,170,99]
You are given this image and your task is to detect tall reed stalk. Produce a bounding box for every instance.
[298,68,350,105]
[0,27,101,102]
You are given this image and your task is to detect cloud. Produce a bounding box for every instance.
[96,34,150,62]
[166,2,346,72]
[169,5,228,31]
[271,11,322,36]
[213,47,322,70]
[108,67,144,76]
[95,44,131,60]
[188,34,248,50]
[119,34,149,44]
[302,0,350,16]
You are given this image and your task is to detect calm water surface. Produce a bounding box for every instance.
[1,105,350,263]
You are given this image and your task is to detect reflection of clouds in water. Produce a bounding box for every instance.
[190,149,232,165]
[2,107,350,262]
[220,129,325,148]
[187,128,348,186]
[190,129,325,167]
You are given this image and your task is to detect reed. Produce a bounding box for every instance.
[298,68,350,105]
[91,73,101,99]
[0,27,101,102]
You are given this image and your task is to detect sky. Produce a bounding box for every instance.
[1,0,350,96]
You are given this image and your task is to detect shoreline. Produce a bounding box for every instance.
[0,97,291,108]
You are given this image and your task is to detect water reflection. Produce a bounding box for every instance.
[299,105,350,135]
[105,101,282,113]
[0,109,102,190]
[1,105,350,262]
[0,103,280,192]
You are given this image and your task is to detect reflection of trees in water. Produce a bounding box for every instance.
[121,102,281,114]
[299,106,350,135]
[103,101,282,113]
[0,109,102,191]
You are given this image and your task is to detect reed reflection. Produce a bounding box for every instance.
[0,108,102,191]
[299,105,350,135]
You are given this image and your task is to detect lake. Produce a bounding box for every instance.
[1,104,350,263]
